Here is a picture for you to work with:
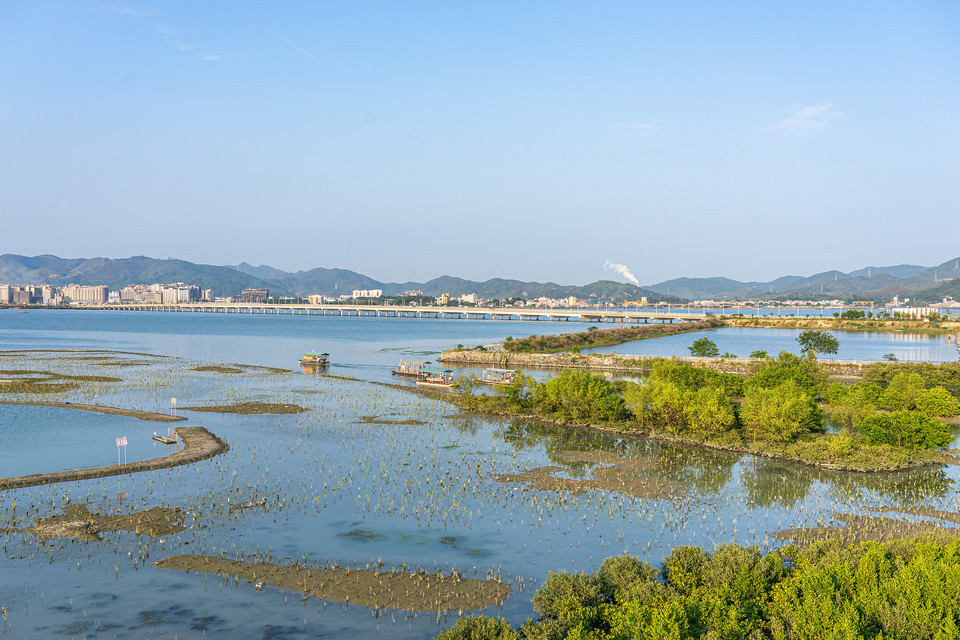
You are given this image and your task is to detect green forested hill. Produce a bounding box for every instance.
[0,254,283,297]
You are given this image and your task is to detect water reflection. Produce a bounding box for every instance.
[493,418,954,507]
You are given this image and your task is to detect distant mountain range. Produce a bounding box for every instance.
[229,262,677,302]
[645,258,960,303]
[2,253,958,304]
[0,254,678,302]
[0,255,277,297]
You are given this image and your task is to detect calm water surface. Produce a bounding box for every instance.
[583,326,959,362]
[1,309,958,639]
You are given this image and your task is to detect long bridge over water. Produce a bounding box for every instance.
[103,302,708,324]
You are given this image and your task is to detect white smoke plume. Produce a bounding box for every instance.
[603,260,640,286]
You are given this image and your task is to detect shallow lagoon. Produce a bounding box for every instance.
[1,310,960,639]
[583,326,958,362]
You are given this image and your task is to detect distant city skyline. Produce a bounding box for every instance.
[2,1,958,285]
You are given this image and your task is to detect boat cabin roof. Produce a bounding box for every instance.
[303,351,329,357]
[483,368,514,374]
[420,367,452,374]
[398,359,429,365]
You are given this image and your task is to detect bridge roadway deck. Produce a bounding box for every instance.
[101,303,708,323]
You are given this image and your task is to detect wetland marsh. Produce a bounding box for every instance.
[2,310,960,638]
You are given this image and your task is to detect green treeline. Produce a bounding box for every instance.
[437,537,960,640]
[455,352,958,470]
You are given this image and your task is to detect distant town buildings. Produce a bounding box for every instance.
[235,288,269,303]
[119,283,200,305]
[63,284,108,304]
[0,277,956,314]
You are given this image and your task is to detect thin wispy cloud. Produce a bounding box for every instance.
[773,102,842,136]
[262,27,321,61]
[94,2,221,61]
[611,122,667,137]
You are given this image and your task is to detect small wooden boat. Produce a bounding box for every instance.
[299,351,329,366]
[392,359,430,378]
[479,368,515,385]
[415,368,455,388]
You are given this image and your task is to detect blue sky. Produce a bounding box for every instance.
[1,1,958,285]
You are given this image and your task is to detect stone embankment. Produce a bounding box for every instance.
[439,349,872,377]
[0,426,229,491]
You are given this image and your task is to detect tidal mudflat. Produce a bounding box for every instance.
[2,348,960,638]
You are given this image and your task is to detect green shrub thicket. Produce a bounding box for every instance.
[861,361,960,397]
[484,354,955,468]
[437,538,960,640]
[856,411,952,449]
[740,381,822,443]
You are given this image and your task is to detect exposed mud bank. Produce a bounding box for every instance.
[3,504,185,541]
[182,401,306,414]
[153,555,512,611]
[0,400,185,421]
[773,505,960,545]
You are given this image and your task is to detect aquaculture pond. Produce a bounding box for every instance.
[1,310,960,639]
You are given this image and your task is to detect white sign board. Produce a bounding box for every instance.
[116,436,128,447]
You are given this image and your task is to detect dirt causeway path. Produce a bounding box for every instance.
[0,426,228,491]
[0,400,186,422]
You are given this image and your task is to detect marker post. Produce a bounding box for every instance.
[116,436,128,465]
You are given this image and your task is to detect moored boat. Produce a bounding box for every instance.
[479,368,515,385]
[299,351,330,366]
[392,359,430,378]
[415,368,455,388]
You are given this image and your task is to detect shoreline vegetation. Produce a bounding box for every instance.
[440,340,960,471]
[437,536,960,640]
[499,318,725,354]
[0,426,228,491]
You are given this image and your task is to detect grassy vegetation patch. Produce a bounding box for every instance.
[355,415,427,425]
[494,449,684,499]
[182,401,306,414]
[0,369,121,382]
[191,365,244,374]
[14,504,184,541]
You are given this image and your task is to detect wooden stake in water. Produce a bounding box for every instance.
[170,397,177,439]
